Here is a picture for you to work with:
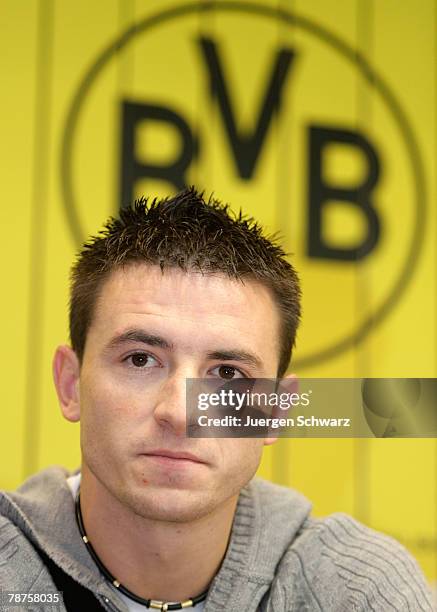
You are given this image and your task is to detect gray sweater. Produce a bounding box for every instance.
[0,467,434,611]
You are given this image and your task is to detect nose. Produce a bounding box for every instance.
[153,371,191,437]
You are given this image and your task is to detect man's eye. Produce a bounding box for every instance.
[211,365,244,380]
[126,353,157,368]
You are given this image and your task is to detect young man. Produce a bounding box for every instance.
[0,188,433,611]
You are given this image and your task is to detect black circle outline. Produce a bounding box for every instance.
[60,1,427,369]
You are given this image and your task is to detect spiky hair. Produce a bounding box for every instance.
[70,187,301,376]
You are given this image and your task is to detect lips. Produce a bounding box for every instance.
[141,449,206,464]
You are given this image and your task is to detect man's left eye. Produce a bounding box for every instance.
[127,353,157,368]
[210,365,245,380]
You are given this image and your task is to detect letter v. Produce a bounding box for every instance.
[198,37,296,179]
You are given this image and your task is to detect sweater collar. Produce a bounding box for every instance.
[0,467,114,598]
[205,476,312,610]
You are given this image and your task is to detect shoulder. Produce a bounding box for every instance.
[0,514,55,592]
[276,512,434,611]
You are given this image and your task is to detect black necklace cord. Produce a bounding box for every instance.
[74,490,208,611]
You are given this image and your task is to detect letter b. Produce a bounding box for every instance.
[119,101,198,209]
[307,125,381,261]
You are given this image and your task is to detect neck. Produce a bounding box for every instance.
[78,467,238,602]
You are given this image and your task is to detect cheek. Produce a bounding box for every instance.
[79,371,152,439]
[79,384,143,471]
[219,440,264,480]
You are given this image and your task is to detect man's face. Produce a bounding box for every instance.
[75,264,282,522]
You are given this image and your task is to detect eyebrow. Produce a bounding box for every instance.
[206,349,263,371]
[104,329,263,370]
[105,329,173,352]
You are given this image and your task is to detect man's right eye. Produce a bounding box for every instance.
[125,353,158,368]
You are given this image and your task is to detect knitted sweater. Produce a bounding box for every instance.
[0,467,434,611]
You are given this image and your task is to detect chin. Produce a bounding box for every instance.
[124,486,217,523]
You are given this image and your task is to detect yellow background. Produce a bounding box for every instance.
[1,0,436,590]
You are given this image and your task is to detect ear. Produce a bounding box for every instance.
[53,345,81,422]
[263,373,298,447]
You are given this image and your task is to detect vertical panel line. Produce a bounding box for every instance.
[272,0,296,489]
[432,0,437,596]
[116,0,135,212]
[353,0,373,526]
[23,0,54,479]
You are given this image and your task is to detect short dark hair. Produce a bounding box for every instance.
[69,187,301,376]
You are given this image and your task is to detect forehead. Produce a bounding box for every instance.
[88,264,280,362]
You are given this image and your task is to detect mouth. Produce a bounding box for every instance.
[140,449,207,465]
